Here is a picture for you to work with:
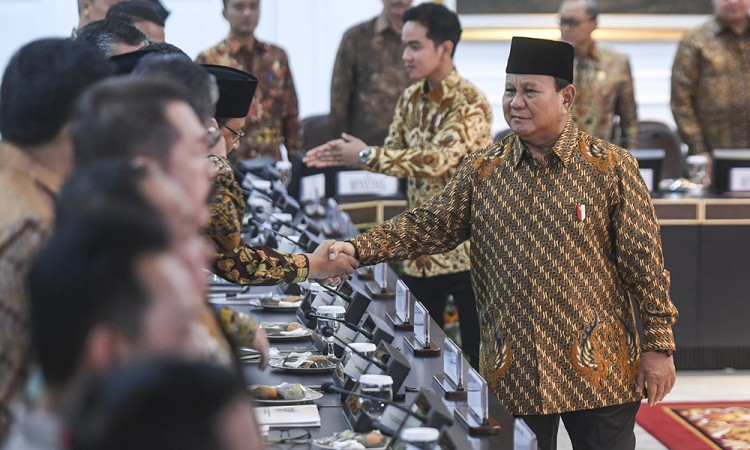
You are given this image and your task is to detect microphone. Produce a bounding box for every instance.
[319,382,426,436]
[256,223,302,249]
[317,282,353,302]
[305,311,372,339]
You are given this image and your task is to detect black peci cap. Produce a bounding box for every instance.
[201,64,258,119]
[506,37,575,84]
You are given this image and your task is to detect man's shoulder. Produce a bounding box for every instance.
[681,17,721,45]
[343,16,379,39]
[453,75,491,105]
[595,44,629,63]
[195,38,231,62]
[578,131,634,165]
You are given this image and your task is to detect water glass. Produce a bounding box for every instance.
[358,374,393,420]
[315,305,346,360]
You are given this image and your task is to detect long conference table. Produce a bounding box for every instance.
[212,195,517,449]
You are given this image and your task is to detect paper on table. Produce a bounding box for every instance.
[255,404,321,428]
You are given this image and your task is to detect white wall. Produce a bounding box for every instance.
[0,1,706,136]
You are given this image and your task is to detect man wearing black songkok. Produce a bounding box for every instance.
[328,36,678,450]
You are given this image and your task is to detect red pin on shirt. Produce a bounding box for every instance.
[577,204,586,222]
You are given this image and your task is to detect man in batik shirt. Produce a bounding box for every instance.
[0,39,112,443]
[196,0,302,161]
[329,37,678,450]
[305,3,492,370]
[330,0,412,145]
[559,0,638,148]
[671,0,750,170]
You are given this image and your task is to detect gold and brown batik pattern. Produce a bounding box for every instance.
[206,155,245,252]
[330,12,411,146]
[0,142,63,440]
[671,16,750,155]
[572,43,639,149]
[363,70,493,278]
[213,247,308,286]
[351,118,678,414]
[196,35,303,161]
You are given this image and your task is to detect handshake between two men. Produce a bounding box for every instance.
[306,239,360,282]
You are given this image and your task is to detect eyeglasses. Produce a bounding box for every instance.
[207,126,222,149]
[265,429,311,445]
[559,17,592,28]
[222,124,245,143]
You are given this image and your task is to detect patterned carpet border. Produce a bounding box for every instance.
[636,401,750,450]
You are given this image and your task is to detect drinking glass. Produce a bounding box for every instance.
[400,427,440,450]
[275,160,293,187]
[358,374,393,420]
[315,305,346,360]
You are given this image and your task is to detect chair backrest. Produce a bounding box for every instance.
[635,120,684,179]
[494,128,513,143]
[301,113,337,150]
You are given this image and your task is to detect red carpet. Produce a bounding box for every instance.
[636,401,750,449]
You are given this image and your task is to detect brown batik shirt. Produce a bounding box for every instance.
[350,118,678,415]
[196,34,303,161]
[572,43,639,149]
[0,142,63,439]
[330,12,411,146]
[206,155,245,252]
[362,69,492,278]
[671,16,750,155]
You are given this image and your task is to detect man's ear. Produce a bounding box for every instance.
[561,83,576,113]
[439,40,454,60]
[83,324,130,375]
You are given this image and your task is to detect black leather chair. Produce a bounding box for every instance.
[288,114,338,199]
[494,128,513,143]
[635,120,685,179]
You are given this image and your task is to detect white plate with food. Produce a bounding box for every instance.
[248,295,303,311]
[313,430,390,450]
[268,353,336,374]
[248,382,323,405]
[260,322,313,341]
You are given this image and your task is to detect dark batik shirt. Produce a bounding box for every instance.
[330,12,411,146]
[671,16,750,155]
[206,155,245,252]
[196,34,303,161]
[572,43,639,149]
[350,118,678,415]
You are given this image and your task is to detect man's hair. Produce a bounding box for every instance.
[402,3,462,57]
[106,0,166,27]
[76,18,149,57]
[140,41,188,57]
[67,359,247,450]
[133,54,217,123]
[0,38,113,147]
[30,161,170,386]
[554,76,571,91]
[73,76,191,166]
[563,0,600,20]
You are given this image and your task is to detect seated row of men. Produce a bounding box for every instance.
[0,34,359,448]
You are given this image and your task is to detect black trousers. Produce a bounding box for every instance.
[400,271,480,370]
[518,401,641,450]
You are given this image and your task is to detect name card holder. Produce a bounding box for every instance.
[365,263,395,299]
[356,266,375,281]
[432,338,467,400]
[404,302,440,357]
[386,280,414,331]
[453,367,501,435]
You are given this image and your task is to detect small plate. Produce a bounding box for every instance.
[313,431,390,450]
[249,385,323,405]
[261,322,313,341]
[249,295,303,311]
[268,357,336,374]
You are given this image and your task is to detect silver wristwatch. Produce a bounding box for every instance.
[358,147,371,165]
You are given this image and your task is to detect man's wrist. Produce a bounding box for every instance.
[652,349,675,357]
[358,147,371,166]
